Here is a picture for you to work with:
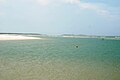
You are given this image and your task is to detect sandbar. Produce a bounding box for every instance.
[0,34,42,40]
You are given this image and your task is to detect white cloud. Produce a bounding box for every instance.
[63,0,110,16]
[36,0,50,6]
[64,0,120,20]
[34,0,80,6]
[64,0,80,4]
[79,3,110,16]
[79,3,97,9]
[0,0,119,18]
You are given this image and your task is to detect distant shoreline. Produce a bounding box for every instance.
[0,33,120,40]
[0,33,120,37]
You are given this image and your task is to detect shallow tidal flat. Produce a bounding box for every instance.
[0,37,120,80]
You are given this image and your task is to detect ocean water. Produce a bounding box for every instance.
[0,37,120,80]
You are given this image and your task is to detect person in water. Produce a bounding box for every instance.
[76,45,78,48]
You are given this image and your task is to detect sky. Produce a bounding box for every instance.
[0,0,120,36]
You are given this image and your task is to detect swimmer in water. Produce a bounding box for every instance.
[76,45,78,48]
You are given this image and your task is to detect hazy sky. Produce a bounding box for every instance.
[0,0,120,35]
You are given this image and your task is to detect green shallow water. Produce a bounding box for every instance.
[0,37,120,80]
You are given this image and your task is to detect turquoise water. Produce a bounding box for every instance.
[0,37,120,80]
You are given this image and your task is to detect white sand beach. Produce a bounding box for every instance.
[0,34,42,40]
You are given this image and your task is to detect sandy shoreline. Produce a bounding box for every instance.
[0,34,42,40]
